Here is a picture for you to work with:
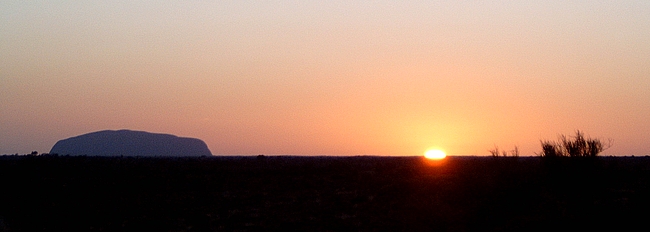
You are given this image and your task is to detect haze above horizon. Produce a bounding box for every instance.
[2,1,649,156]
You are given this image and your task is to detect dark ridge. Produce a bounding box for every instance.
[49,129,212,157]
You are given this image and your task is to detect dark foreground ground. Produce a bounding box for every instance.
[1,155,649,231]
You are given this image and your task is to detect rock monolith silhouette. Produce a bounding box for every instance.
[49,130,212,157]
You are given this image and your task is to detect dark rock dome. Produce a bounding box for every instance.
[49,130,212,157]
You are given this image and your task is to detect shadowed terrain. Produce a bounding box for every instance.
[0,156,648,231]
[49,130,212,157]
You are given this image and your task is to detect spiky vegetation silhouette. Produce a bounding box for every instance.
[489,146,520,157]
[538,131,611,158]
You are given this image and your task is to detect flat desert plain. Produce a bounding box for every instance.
[1,155,649,231]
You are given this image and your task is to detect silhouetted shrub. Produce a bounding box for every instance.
[489,146,519,157]
[538,131,611,158]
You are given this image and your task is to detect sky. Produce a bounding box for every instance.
[1,1,650,156]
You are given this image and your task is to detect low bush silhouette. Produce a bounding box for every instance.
[489,146,519,157]
[538,131,611,158]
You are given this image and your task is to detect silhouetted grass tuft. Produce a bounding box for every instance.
[538,130,611,158]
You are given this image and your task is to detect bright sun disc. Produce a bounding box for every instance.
[424,149,446,160]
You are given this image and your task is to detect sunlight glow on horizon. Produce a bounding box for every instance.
[424,149,447,160]
[1,1,650,156]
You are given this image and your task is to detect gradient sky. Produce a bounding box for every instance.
[2,1,650,156]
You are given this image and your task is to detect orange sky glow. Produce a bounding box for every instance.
[2,1,650,156]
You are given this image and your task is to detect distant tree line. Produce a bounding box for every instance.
[1,151,40,156]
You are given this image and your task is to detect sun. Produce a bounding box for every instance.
[424,149,447,160]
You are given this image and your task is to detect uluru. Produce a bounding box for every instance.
[49,130,212,157]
